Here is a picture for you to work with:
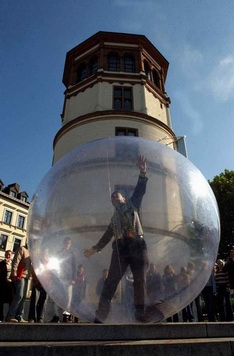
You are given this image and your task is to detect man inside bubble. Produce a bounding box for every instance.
[84,155,149,322]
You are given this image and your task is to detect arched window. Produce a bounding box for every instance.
[144,61,151,81]
[123,54,135,73]
[152,70,160,88]
[77,63,87,82]
[88,56,98,76]
[107,52,120,71]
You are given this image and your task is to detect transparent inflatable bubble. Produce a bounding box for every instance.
[27,137,220,323]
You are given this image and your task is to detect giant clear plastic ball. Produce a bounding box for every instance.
[27,137,220,323]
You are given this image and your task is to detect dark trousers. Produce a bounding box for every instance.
[216,285,233,321]
[96,237,148,321]
[28,286,47,322]
[0,281,14,321]
[202,286,217,321]
[190,295,203,321]
[182,304,194,322]
[167,313,179,322]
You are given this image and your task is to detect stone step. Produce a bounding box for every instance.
[0,338,234,356]
[0,323,234,356]
[1,322,234,341]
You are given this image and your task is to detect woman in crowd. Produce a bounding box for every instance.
[162,264,179,322]
[214,259,233,321]
[0,250,14,322]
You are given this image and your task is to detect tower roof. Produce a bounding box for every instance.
[63,31,169,87]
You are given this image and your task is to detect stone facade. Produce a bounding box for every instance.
[0,181,29,260]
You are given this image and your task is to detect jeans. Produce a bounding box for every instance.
[7,278,29,320]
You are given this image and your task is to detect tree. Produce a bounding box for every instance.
[209,169,234,257]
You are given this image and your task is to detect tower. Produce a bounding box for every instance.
[27,32,219,323]
[53,31,177,163]
[50,31,185,270]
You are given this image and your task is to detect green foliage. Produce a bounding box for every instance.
[209,169,234,257]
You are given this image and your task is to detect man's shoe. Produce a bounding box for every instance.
[18,318,28,323]
[49,316,60,323]
[38,318,44,323]
[93,317,102,323]
[5,317,19,323]
[28,319,35,323]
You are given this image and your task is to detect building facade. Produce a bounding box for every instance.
[53,31,182,163]
[0,180,29,260]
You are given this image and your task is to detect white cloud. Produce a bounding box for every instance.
[178,47,234,103]
[174,90,204,136]
[180,47,204,77]
[208,55,234,102]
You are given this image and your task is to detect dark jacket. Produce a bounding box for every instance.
[93,174,148,252]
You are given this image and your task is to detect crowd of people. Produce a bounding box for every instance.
[0,154,233,323]
[143,250,234,323]
[1,243,234,323]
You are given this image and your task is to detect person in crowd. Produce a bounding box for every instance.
[176,266,193,322]
[201,269,217,322]
[214,258,233,321]
[58,237,76,309]
[0,250,14,322]
[225,249,234,294]
[187,261,203,322]
[162,264,179,322]
[123,267,135,317]
[71,264,86,323]
[50,237,76,322]
[6,245,32,322]
[28,267,47,323]
[96,269,109,298]
[146,263,163,303]
[84,155,148,322]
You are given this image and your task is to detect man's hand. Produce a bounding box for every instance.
[137,155,147,173]
[84,248,96,259]
[10,275,18,282]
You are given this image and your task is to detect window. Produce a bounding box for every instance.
[10,191,17,198]
[144,61,151,80]
[152,70,160,88]
[17,215,25,229]
[77,63,87,82]
[115,127,139,161]
[113,87,133,110]
[88,56,98,76]
[13,238,21,253]
[123,54,135,73]
[107,53,120,71]
[116,127,138,136]
[3,210,12,224]
[0,234,8,250]
[21,196,27,202]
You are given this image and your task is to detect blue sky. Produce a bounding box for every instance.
[1,0,234,200]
